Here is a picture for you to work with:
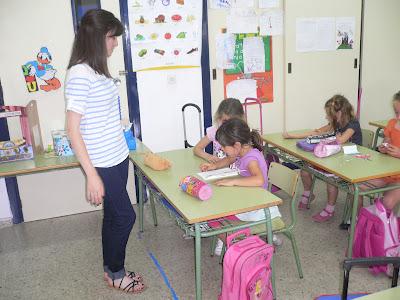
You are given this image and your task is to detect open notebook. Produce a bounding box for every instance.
[197,167,239,181]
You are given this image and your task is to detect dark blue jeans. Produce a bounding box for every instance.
[96,157,136,280]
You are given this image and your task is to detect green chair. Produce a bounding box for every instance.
[361,128,375,149]
[211,162,303,279]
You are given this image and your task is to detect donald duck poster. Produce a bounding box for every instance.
[22,47,61,93]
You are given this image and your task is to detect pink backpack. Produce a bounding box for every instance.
[219,229,274,300]
[352,199,400,276]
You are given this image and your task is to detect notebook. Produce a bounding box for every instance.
[197,167,239,181]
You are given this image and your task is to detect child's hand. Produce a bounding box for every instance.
[386,144,400,158]
[200,162,216,172]
[215,179,236,186]
[378,143,389,153]
[207,154,220,163]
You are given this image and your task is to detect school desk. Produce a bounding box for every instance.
[0,154,79,177]
[359,286,400,299]
[369,119,389,149]
[129,140,283,300]
[262,132,400,258]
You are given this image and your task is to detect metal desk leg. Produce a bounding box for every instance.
[372,128,381,149]
[149,190,158,226]
[137,172,144,233]
[264,208,276,299]
[348,184,360,257]
[194,223,202,300]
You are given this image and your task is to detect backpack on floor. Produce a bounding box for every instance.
[352,199,400,276]
[219,229,274,300]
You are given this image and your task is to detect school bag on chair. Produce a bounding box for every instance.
[352,198,400,276]
[219,228,274,300]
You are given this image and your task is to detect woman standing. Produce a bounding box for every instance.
[65,9,145,293]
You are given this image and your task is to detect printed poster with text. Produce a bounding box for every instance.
[128,0,202,71]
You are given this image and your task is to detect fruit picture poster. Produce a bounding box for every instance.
[128,0,202,71]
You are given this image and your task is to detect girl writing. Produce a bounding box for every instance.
[193,98,244,162]
[283,95,362,223]
[201,118,281,254]
[65,9,145,294]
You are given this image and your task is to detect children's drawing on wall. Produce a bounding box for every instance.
[222,34,273,103]
[336,17,355,50]
[21,47,61,93]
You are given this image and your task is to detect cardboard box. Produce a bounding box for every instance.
[0,100,43,163]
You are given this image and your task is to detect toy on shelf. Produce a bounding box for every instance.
[0,100,43,163]
[52,130,73,156]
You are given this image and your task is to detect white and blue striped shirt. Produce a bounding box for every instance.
[65,64,128,168]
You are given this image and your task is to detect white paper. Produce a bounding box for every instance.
[296,18,336,52]
[226,79,257,103]
[315,18,336,51]
[259,0,279,8]
[343,145,359,155]
[216,33,236,69]
[197,167,239,181]
[243,37,265,73]
[336,17,355,50]
[259,10,283,36]
[128,0,202,71]
[227,8,258,34]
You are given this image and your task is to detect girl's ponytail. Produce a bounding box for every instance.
[216,118,264,151]
[250,130,263,152]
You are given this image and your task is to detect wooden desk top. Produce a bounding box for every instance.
[0,154,80,177]
[130,141,282,224]
[369,119,389,129]
[263,132,400,183]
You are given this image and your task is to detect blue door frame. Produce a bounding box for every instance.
[0,81,24,224]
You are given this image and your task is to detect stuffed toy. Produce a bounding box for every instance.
[144,152,171,171]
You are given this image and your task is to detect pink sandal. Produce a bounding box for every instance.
[298,193,315,210]
[312,209,334,222]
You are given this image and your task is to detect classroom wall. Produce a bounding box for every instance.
[207,5,285,134]
[0,0,136,222]
[1,1,399,222]
[0,179,12,221]
[283,0,362,131]
[359,0,400,129]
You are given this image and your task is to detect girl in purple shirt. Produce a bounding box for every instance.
[201,118,281,254]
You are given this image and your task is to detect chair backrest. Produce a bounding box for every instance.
[268,162,299,197]
[361,129,374,149]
